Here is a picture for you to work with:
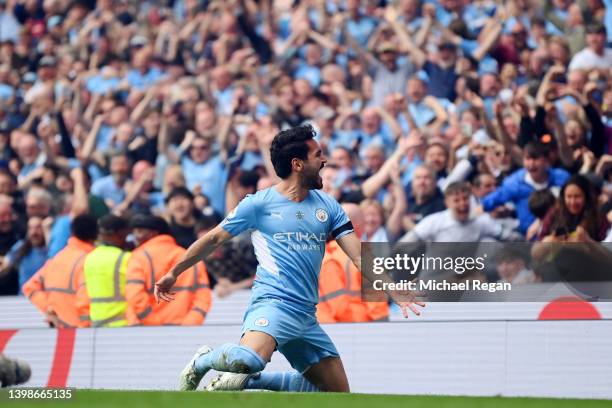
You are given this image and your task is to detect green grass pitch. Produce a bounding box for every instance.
[2,390,611,408]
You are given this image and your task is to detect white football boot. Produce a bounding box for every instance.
[206,372,257,391]
[178,345,213,391]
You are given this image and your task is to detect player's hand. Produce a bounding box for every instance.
[154,273,177,303]
[396,301,426,318]
[391,285,426,318]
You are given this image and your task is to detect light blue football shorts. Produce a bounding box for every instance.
[241,299,339,374]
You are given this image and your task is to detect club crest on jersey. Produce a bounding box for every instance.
[315,208,328,223]
[254,317,269,327]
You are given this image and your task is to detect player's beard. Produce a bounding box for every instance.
[303,164,324,190]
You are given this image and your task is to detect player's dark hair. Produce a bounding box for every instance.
[71,214,99,242]
[239,170,260,189]
[270,125,316,179]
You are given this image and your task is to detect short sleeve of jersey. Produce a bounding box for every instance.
[328,197,353,240]
[221,194,257,236]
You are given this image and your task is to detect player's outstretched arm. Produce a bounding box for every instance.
[155,225,233,303]
[336,232,425,318]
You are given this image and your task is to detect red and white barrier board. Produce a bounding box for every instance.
[1,319,612,399]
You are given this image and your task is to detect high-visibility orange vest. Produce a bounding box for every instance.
[125,234,211,326]
[316,241,389,323]
[22,237,94,328]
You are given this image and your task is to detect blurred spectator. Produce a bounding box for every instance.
[0,1,21,44]
[360,199,390,242]
[569,23,612,70]
[538,174,610,241]
[1,215,46,295]
[526,189,557,241]
[176,133,228,215]
[0,194,23,294]
[22,214,98,328]
[495,246,537,285]
[195,212,255,299]
[90,153,130,209]
[165,186,198,249]
[481,143,570,234]
[125,214,211,325]
[401,182,522,242]
[24,186,51,218]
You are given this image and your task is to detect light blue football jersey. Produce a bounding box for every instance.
[221,187,353,312]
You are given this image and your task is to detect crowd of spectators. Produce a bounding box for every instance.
[0,0,612,298]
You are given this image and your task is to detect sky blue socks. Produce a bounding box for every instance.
[245,372,319,392]
[193,344,318,392]
[194,343,266,375]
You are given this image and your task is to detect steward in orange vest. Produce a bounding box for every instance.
[125,214,211,326]
[23,214,98,328]
[316,203,389,323]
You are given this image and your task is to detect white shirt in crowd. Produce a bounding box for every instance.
[362,226,389,243]
[401,209,522,242]
[569,47,612,71]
